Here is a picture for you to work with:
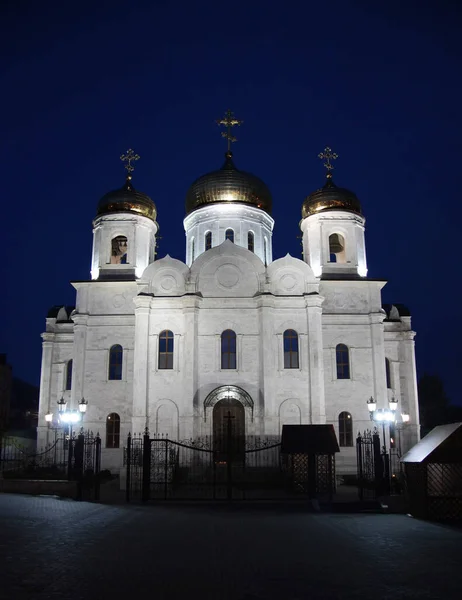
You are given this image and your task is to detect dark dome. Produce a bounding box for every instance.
[185,152,272,215]
[97,176,157,221]
[302,174,362,219]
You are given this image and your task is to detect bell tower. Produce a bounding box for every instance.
[300,147,367,278]
[91,150,158,280]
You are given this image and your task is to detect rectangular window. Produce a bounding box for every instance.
[336,345,350,379]
[283,330,299,369]
[159,331,174,369]
[221,330,237,369]
[108,345,123,381]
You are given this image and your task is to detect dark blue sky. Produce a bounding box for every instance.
[1,0,461,404]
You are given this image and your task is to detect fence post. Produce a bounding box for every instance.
[126,433,132,503]
[94,433,101,502]
[164,438,169,500]
[142,430,151,502]
[373,430,383,496]
[382,449,390,496]
[74,430,85,500]
[67,429,74,481]
[356,432,363,501]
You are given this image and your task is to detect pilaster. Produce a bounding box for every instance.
[257,295,275,432]
[370,313,387,408]
[182,295,199,438]
[38,334,54,447]
[401,333,420,445]
[306,294,325,423]
[132,295,151,433]
[70,314,88,409]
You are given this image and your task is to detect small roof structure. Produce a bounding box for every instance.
[281,425,340,454]
[401,423,462,464]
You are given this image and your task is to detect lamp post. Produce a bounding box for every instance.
[366,396,398,452]
[366,397,399,495]
[45,397,89,481]
[49,397,88,440]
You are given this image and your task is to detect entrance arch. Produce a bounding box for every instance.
[204,385,254,420]
[204,385,254,459]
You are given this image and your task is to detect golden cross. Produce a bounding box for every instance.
[216,109,243,152]
[120,149,140,174]
[318,146,338,173]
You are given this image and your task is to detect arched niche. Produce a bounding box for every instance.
[204,385,254,423]
[278,399,302,432]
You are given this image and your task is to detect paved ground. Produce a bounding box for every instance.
[1,494,461,600]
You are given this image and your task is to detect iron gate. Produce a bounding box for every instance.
[356,428,392,499]
[72,430,102,501]
[125,430,337,502]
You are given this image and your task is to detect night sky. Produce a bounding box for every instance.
[1,0,461,404]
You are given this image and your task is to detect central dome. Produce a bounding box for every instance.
[185,152,272,215]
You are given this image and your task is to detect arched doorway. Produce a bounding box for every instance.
[204,386,253,460]
[213,397,245,460]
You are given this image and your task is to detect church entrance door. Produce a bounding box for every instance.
[213,398,245,462]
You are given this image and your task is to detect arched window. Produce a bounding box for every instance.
[329,233,346,264]
[205,231,212,251]
[108,345,123,380]
[65,359,73,390]
[110,236,128,264]
[338,412,353,447]
[336,344,350,379]
[106,413,120,448]
[225,229,234,243]
[191,237,195,262]
[385,358,392,389]
[221,330,236,369]
[158,330,174,369]
[283,330,299,369]
[248,231,255,252]
[263,237,268,265]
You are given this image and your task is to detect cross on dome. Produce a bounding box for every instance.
[216,109,243,153]
[120,149,140,175]
[318,146,338,177]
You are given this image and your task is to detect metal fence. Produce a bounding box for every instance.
[0,435,68,479]
[0,430,101,500]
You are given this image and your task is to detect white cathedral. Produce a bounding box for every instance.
[37,123,420,475]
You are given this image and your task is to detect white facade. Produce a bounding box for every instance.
[37,173,420,476]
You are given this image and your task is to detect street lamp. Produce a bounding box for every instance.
[366,397,400,496]
[78,398,88,414]
[45,398,89,440]
[389,397,399,412]
[366,396,377,413]
[366,397,398,451]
